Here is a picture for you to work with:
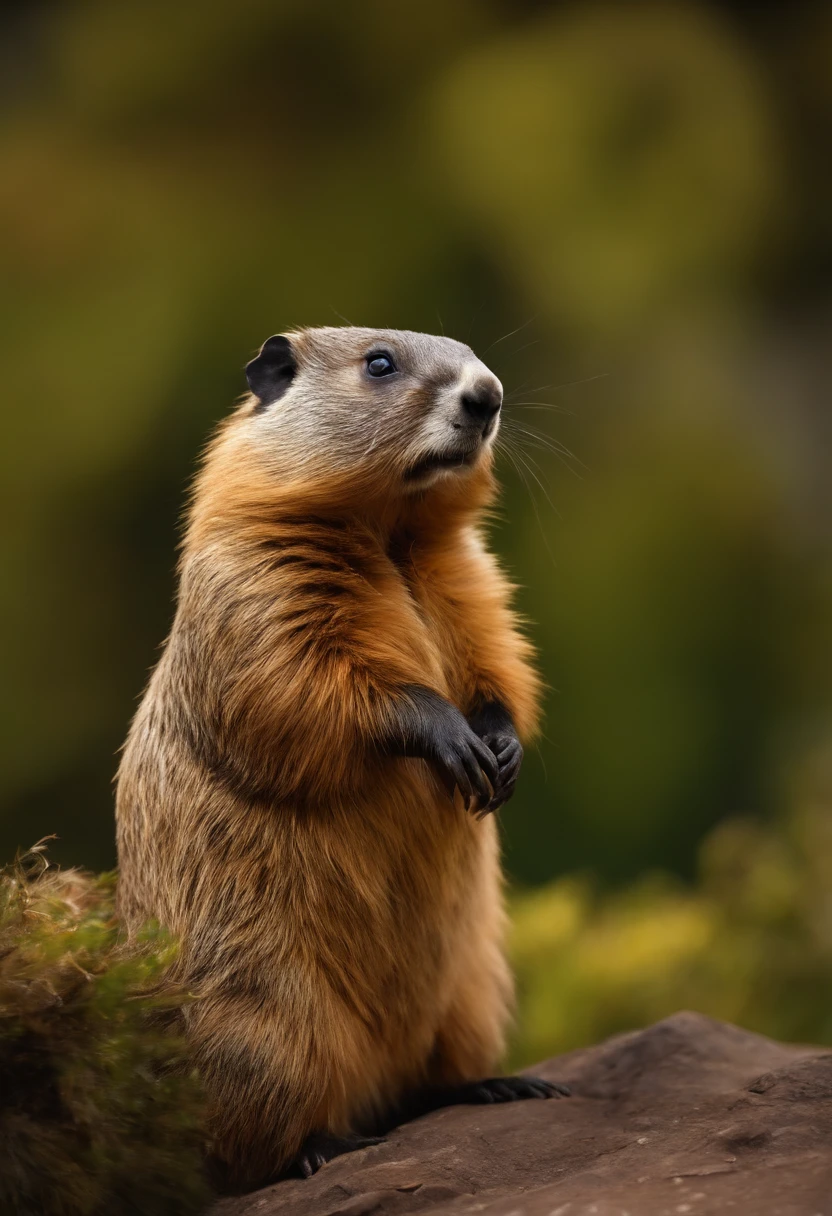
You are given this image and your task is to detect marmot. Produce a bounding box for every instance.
[116,327,567,1190]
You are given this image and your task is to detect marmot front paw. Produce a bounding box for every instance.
[393,686,499,810]
[467,700,524,816]
[428,716,500,809]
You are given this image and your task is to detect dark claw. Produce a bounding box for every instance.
[472,736,500,790]
[498,751,522,785]
[462,752,492,804]
[294,1132,385,1178]
[489,1079,522,1101]
[525,1077,571,1098]
[476,733,523,815]
[447,756,473,801]
[453,1075,571,1105]
[479,777,517,817]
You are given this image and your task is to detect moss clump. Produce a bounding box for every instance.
[0,842,210,1216]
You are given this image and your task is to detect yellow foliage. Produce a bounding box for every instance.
[510,766,832,1066]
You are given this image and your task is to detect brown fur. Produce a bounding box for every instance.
[115,328,541,1189]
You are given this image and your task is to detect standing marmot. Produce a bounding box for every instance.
[116,327,567,1190]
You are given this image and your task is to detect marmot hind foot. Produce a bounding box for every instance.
[294,1131,386,1178]
[454,1075,571,1102]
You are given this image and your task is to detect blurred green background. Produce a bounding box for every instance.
[2,0,831,1060]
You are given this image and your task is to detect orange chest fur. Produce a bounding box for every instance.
[383,549,481,710]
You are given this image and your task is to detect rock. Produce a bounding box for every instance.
[212,1013,832,1216]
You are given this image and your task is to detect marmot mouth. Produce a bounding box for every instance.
[405,448,478,481]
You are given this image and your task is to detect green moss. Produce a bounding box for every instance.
[0,843,210,1216]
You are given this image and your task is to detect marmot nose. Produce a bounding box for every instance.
[460,381,502,429]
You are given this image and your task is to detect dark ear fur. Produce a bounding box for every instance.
[245,335,297,408]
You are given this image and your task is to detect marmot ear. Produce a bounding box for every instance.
[245,334,297,408]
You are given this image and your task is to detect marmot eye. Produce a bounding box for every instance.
[366,353,396,378]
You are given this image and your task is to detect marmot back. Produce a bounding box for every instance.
[116,326,564,1191]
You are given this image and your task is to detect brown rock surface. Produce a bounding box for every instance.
[213,1013,832,1216]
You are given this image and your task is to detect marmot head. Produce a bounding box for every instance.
[242,327,502,496]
